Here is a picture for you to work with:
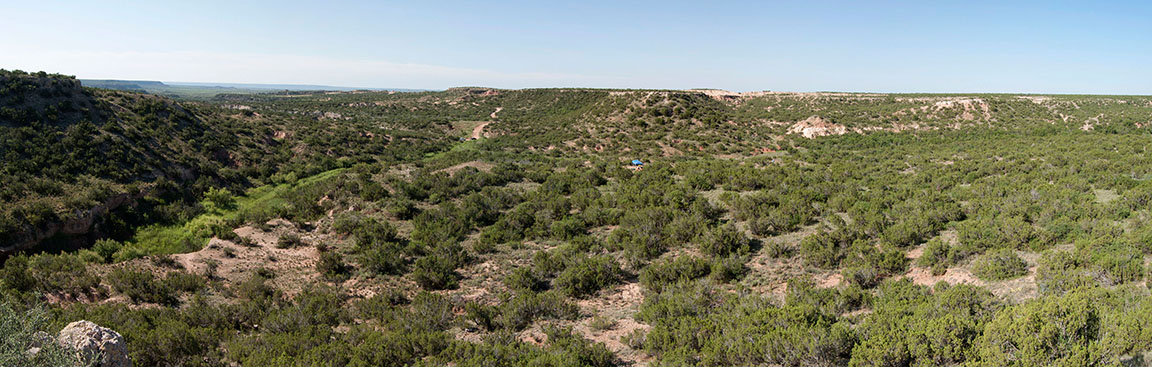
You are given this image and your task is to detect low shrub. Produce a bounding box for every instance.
[0,300,80,366]
[971,291,1105,366]
[316,251,351,282]
[276,233,304,249]
[163,271,207,294]
[92,239,123,263]
[497,291,579,331]
[971,248,1029,281]
[504,267,547,293]
[107,269,178,305]
[553,255,622,298]
[1084,243,1143,286]
[409,292,456,331]
[357,241,407,276]
[1,253,100,298]
[1035,250,1093,295]
[765,241,793,258]
[710,255,749,283]
[150,255,181,269]
[464,301,499,331]
[621,329,646,350]
[471,240,497,254]
[204,187,236,211]
[639,256,712,292]
[916,238,956,275]
[800,231,845,269]
[412,255,461,290]
[589,315,617,331]
[699,223,750,257]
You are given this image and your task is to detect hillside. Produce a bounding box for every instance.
[6,72,1152,366]
[0,70,449,256]
[1,70,245,253]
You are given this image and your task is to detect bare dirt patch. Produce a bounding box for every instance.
[816,273,843,288]
[656,141,682,157]
[172,219,324,296]
[901,266,983,287]
[743,223,825,299]
[437,160,495,175]
[573,282,651,366]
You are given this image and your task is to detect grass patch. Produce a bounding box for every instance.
[424,139,480,159]
[1093,189,1119,204]
[124,169,345,258]
[450,120,488,138]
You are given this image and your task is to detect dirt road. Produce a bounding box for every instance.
[471,107,503,139]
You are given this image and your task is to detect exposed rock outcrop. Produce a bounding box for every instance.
[56,320,132,367]
[787,116,847,139]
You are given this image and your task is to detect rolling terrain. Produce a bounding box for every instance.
[79,79,423,100]
[6,69,1152,366]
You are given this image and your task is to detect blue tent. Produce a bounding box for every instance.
[631,159,644,166]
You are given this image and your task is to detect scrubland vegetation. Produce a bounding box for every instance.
[6,70,1152,365]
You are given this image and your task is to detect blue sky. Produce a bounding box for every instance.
[2,0,1151,93]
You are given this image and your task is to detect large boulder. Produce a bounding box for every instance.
[56,320,131,367]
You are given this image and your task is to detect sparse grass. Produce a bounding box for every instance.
[424,139,479,160]
[589,315,616,331]
[621,328,646,350]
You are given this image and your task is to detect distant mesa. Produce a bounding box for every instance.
[79,79,427,98]
[80,79,166,93]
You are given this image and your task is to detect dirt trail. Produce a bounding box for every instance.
[471,107,502,139]
[470,122,490,139]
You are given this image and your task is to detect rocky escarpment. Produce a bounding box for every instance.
[0,192,138,256]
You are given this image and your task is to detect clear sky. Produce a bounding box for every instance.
[2,0,1151,93]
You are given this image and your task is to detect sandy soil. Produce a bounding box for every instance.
[901,266,983,287]
[469,121,491,139]
[573,282,651,366]
[171,219,324,296]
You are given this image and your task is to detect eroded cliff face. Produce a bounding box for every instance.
[787,116,847,138]
[1,192,138,256]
